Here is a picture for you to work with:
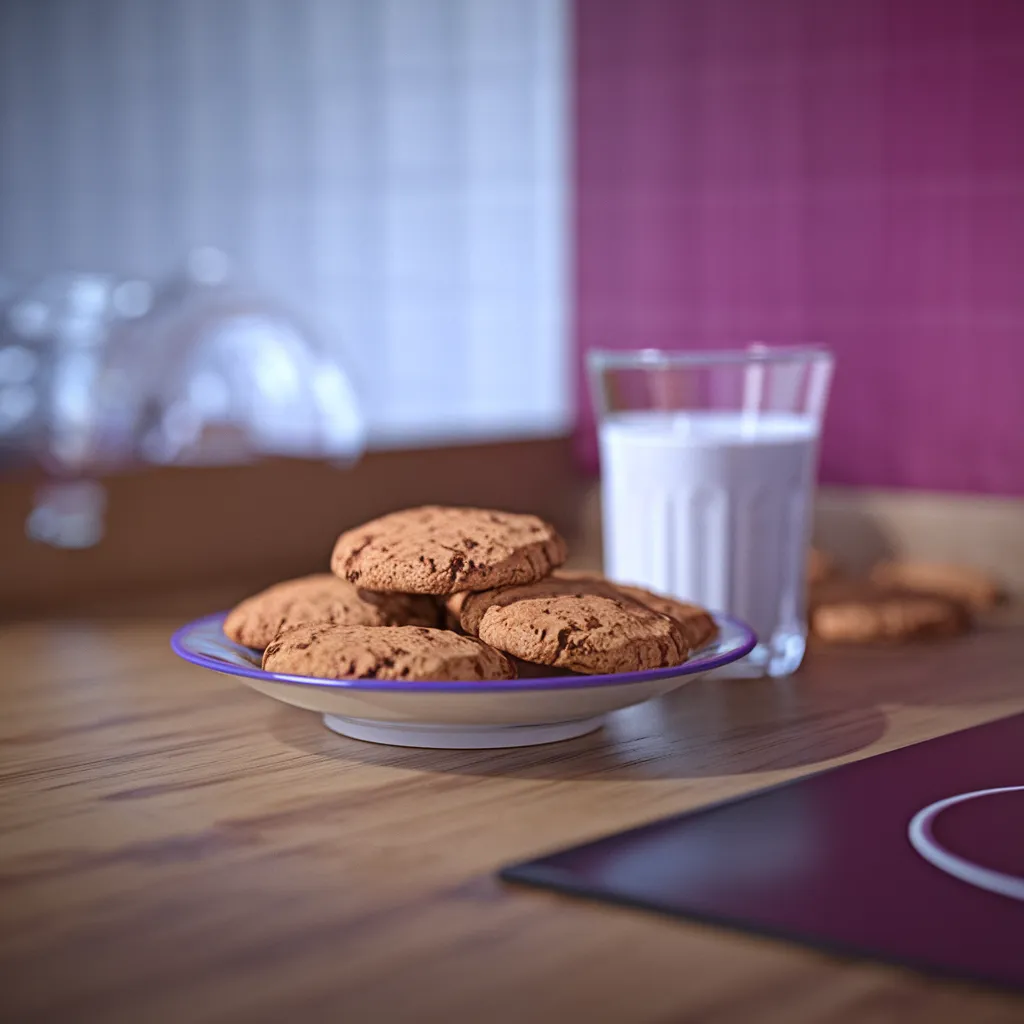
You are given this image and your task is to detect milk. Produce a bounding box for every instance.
[599,411,819,674]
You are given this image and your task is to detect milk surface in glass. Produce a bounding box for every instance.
[599,410,818,675]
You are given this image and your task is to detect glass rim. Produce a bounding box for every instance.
[587,345,833,371]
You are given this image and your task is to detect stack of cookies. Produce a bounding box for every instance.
[224,506,718,682]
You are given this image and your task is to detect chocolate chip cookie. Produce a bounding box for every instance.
[450,570,718,650]
[262,623,516,681]
[612,581,719,649]
[331,506,567,594]
[869,560,1002,611]
[807,547,834,586]
[809,580,969,643]
[475,593,690,675]
[223,574,440,649]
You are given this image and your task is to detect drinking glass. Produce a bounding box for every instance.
[588,346,834,677]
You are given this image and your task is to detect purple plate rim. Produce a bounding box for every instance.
[171,612,757,693]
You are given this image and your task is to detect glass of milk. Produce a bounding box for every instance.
[588,346,834,677]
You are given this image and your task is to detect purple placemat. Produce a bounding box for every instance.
[502,714,1024,991]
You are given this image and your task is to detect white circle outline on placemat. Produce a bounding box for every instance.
[908,786,1024,902]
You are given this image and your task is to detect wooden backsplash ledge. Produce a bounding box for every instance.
[0,438,583,618]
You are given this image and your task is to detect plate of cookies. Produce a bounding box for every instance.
[171,506,756,749]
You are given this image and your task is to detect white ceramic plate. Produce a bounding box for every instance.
[172,612,756,749]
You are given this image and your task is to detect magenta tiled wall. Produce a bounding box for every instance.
[575,0,1024,495]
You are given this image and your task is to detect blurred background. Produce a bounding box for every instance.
[1,0,1022,617]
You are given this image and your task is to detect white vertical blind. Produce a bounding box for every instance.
[0,0,570,445]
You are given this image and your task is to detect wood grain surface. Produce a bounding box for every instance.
[2,609,1023,1023]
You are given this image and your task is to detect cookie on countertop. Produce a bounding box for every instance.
[331,506,567,595]
[450,570,718,650]
[869,560,1002,611]
[807,547,834,587]
[476,593,690,675]
[262,623,516,681]
[223,574,440,649]
[809,580,969,644]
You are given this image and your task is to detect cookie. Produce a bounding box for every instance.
[475,593,690,675]
[446,573,610,635]
[450,570,718,650]
[223,574,439,649]
[809,581,968,643]
[869,560,1002,611]
[807,547,834,586]
[612,582,719,649]
[262,623,516,681]
[331,506,567,595]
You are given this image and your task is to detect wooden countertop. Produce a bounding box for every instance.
[2,611,1023,1023]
